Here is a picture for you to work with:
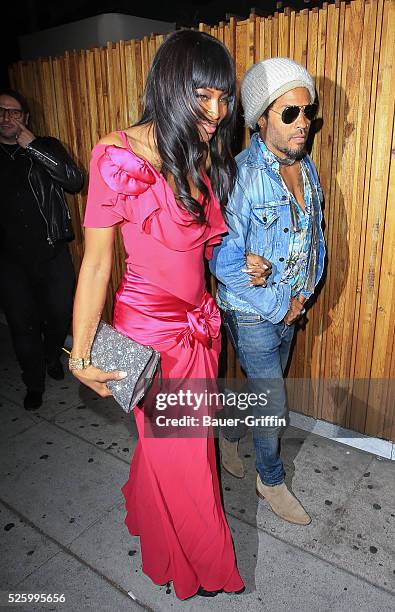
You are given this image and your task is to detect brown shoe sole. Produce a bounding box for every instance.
[256,488,312,525]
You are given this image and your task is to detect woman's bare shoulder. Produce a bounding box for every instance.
[124,124,161,170]
[96,132,125,147]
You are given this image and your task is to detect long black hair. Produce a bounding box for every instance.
[137,30,237,222]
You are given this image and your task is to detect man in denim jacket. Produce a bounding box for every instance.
[210,58,325,525]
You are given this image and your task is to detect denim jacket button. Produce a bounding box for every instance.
[263,216,267,222]
[283,227,289,233]
[279,257,284,262]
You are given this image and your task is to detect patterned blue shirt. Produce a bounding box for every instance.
[279,163,312,297]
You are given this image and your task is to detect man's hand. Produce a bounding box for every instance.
[244,252,272,286]
[284,294,307,325]
[13,119,35,148]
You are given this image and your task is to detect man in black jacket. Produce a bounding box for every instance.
[0,88,84,410]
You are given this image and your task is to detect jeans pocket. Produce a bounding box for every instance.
[280,321,294,338]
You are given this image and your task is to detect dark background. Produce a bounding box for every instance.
[1,0,326,86]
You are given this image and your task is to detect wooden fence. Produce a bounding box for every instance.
[9,0,394,441]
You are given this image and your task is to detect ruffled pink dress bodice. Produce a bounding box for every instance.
[84,131,227,305]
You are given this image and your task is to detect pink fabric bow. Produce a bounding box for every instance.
[177,293,221,349]
[98,145,156,196]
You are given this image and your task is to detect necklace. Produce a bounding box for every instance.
[0,143,21,160]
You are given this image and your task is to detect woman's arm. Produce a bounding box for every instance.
[71,226,127,396]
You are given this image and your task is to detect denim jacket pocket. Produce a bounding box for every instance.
[235,311,263,326]
[247,204,280,257]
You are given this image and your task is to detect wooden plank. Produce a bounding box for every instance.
[289,2,325,412]
[118,40,129,127]
[340,0,380,430]
[147,33,157,67]
[364,0,395,438]
[311,3,328,175]
[348,0,385,433]
[271,11,279,56]
[290,4,323,416]
[217,21,225,45]
[307,8,319,81]
[235,19,248,82]
[140,36,150,88]
[88,48,104,141]
[263,16,273,59]
[223,22,231,54]
[198,23,211,34]
[210,25,218,39]
[294,8,309,67]
[277,9,290,57]
[311,2,340,420]
[320,0,347,424]
[289,10,296,59]
[246,13,257,69]
[62,51,85,270]
[228,16,237,59]
[106,42,122,134]
[295,7,320,417]
[123,41,138,126]
[78,51,94,153]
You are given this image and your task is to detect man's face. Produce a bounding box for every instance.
[0,94,28,143]
[258,87,313,161]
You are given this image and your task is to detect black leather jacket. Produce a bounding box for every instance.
[26,137,84,244]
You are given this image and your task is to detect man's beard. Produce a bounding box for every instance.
[278,144,306,161]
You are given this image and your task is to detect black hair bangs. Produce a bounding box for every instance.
[191,41,236,98]
[188,40,236,127]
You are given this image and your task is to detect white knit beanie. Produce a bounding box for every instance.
[241,57,316,129]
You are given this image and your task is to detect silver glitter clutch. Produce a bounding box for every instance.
[90,321,160,413]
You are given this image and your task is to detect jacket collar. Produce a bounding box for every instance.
[245,132,313,173]
[246,132,280,170]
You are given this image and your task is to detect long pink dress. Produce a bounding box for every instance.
[84,131,244,600]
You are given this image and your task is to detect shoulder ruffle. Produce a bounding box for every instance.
[90,142,227,252]
[97,144,156,196]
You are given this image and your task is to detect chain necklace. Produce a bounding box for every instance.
[0,143,21,160]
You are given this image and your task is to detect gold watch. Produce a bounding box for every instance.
[68,356,91,371]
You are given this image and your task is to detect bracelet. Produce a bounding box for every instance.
[68,356,91,371]
[62,347,91,371]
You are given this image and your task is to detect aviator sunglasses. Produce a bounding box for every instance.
[269,103,318,124]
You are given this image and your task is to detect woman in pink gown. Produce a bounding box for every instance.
[71,30,249,600]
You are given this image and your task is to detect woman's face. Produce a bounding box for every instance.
[195,87,230,142]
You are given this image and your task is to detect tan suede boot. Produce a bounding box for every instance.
[256,475,311,525]
[219,436,245,478]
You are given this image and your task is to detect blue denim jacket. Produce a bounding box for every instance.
[209,133,326,324]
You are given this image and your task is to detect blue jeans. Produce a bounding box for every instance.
[222,309,295,486]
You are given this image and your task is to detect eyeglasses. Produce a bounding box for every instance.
[269,104,318,124]
[0,106,24,119]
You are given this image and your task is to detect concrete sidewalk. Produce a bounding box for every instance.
[0,322,394,611]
